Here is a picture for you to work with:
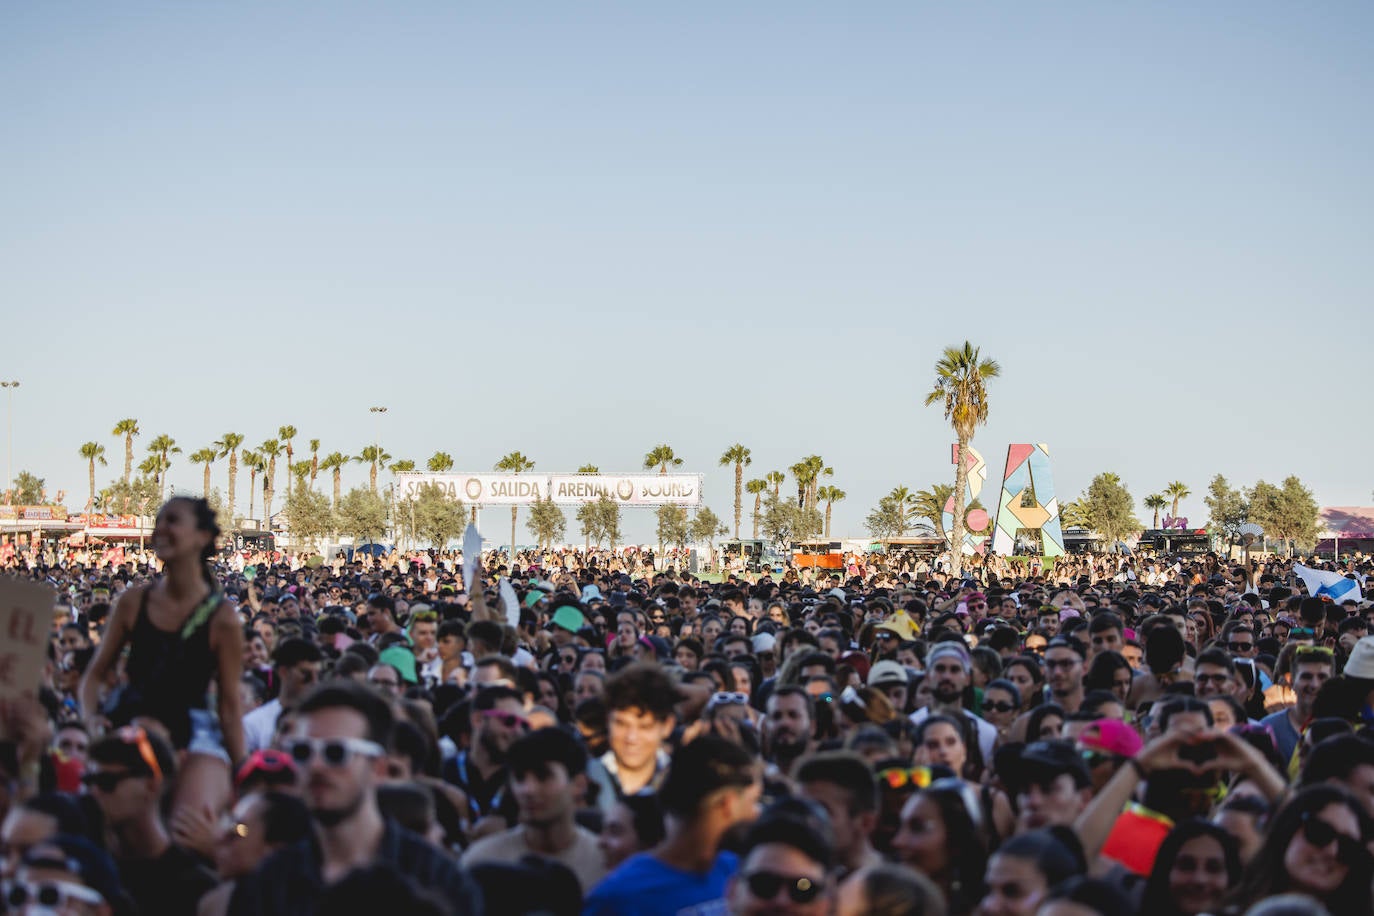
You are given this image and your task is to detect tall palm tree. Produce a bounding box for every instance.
[428,452,455,473]
[643,445,683,475]
[190,447,218,499]
[766,470,786,501]
[817,485,846,539]
[495,452,536,560]
[242,450,263,520]
[746,479,768,539]
[355,445,391,494]
[215,433,245,523]
[924,341,1001,575]
[718,444,752,539]
[319,452,349,509]
[1165,481,1191,521]
[146,435,181,498]
[78,442,107,512]
[111,419,139,483]
[279,426,298,473]
[258,439,282,522]
[309,439,321,487]
[1144,494,1168,529]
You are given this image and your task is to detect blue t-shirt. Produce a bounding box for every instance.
[1260,709,1300,769]
[582,851,738,916]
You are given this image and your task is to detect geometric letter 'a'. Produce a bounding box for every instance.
[989,443,1065,557]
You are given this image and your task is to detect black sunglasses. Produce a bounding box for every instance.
[1301,811,1369,865]
[81,770,141,792]
[744,870,824,904]
[983,701,1017,713]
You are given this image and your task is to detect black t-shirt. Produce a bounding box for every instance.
[119,844,217,916]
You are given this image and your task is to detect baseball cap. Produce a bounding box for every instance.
[868,660,909,688]
[1076,719,1143,758]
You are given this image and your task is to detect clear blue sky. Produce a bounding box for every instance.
[3,2,1371,543]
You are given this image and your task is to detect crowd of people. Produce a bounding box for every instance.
[2,494,1374,916]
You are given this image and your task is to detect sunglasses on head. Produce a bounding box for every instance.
[282,737,384,767]
[876,766,935,791]
[744,870,824,904]
[4,879,104,910]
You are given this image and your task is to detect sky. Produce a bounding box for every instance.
[3,1,1372,545]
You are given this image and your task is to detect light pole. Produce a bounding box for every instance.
[1,381,18,500]
[369,406,387,542]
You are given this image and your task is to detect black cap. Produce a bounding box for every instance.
[1004,740,1090,792]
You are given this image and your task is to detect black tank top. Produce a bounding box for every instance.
[122,587,219,748]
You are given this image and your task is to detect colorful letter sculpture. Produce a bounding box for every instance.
[942,445,991,555]
[989,444,1065,557]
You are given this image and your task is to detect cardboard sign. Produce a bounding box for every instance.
[0,578,56,702]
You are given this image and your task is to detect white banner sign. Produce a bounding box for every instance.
[393,474,547,506]
[393,473,702,507]
[546,474,703,507]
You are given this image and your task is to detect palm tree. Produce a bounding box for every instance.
[190,447,218,499]
[215,433,245,523]
[242,450,263,520]
[746,479,768,539]
[817,485,846,539]
[78,442,107,512]
[924,341,1001,575]
[428,452,455,473]
[1165,481,1191,521]
[718,444,752,539]
[643,445,683,475]
[258,439,282,522]
[1144,494,1168,529]
[391,459,416,473]
[146,435,181,498]
[355,445,391,494]
[138,455,167,496]
[577,464,599,474]
[793,456,832,510]
[309,439,321,487]
[887,486,919,537]
[279,426,298,473]
[289,460,312,495]
[112,419,139,483]
[495,452,536,560]
[913,484,954,540]
[762,471,783,501]
[319,452,349,509]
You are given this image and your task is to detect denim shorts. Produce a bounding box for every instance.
[188,709,230,764]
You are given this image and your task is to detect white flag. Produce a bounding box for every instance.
[462,524,482,592]
[1294,564,1363,604]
